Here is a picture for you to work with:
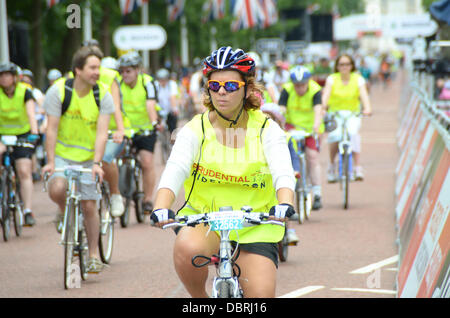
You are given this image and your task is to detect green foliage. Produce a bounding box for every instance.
[5,0,364,78]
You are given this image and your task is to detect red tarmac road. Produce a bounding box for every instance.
[0,72,404,298]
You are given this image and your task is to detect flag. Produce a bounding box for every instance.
[119,0,139,15]
[231,0,278,31]
[47,0,60,8]
[167,0,185,22]
[202,0,226,23]
[259,0,278,28]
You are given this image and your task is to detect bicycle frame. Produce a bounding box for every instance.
[289,129,316,223]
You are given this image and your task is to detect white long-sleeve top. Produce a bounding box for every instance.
[157,117,296,197]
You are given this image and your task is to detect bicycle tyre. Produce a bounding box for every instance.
[64,199,76,289]
[120,197,131,228]
[13,181,23,237]
[134,166,144,223]
[99,188,114,264]
[304,188,312,220]
[217,281,231,298]
[296,189,305,224]
[278,225,289,262]
[1,175,11,242]
[342,150,350,210]
[78,227,89,281]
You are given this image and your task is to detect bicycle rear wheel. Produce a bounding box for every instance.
[64,199,76,289]
[99,189,114,264]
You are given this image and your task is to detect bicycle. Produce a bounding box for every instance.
[329,110,361,209]
[156,114,173,163]
[161,206,284,298]
[289,129,315,224]
[0,135,35,242]
[44,166,96,289]
[117,129,152,227]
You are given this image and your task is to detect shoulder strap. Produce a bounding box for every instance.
[61,78,74,116]
[259,117,269,143]
[92,83,100,108]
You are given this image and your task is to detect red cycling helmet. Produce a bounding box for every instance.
[203,46,255,77]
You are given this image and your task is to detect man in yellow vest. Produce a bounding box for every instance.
[118,52,159,214]
[42,46,114,273]
[278,65,324,210]
[0,62,39,226]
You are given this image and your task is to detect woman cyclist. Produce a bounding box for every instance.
[150,47,296,298]
[321,54,372,182]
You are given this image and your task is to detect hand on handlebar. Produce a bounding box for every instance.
[269,203,296,221]
[150,208,176,228]
[92,164,104,184]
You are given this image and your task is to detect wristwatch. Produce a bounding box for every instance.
[93,161,103,167]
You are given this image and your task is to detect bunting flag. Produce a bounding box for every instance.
[119,0,139,15]
[47,0,60,8]
[167,0,185,22]
[231,0,278,31]
[119,0,149,15]
[202,0,226,23]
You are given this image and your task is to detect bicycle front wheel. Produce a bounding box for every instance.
[13,186,23,237]
[78,227,89,281]
[217,281,232,298]
[296,189,306,224]
[99,190,114,264]
[64,199,76,289]
[1,176,11,242]
[134,166,144,223]
[341,150,350,210]
[278,225,289,262]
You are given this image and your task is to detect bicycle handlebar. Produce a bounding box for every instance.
[161,211,284,229]
[0,135,36,148]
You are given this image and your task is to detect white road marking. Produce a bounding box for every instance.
[331,287,397,295]
[350,255,399,274]
[278,285,325,298]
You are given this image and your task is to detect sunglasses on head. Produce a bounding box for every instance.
[207,80,245,92]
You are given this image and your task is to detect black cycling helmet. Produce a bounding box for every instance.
[0,62,18,75]
[203,46,255,77]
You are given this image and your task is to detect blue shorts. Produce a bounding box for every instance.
[102,140,125,163]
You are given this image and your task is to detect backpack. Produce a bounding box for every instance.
[61,78,100,116]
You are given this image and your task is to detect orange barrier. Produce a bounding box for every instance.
[395,79,449,298]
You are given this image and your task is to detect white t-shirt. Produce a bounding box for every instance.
[156,80,178,114]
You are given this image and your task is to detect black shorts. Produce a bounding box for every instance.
[232,242,279,268]
[172,227,279,268]
[132,132,157,153]
[2,132,35,161]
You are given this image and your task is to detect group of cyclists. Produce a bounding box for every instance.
[0,40,375,297]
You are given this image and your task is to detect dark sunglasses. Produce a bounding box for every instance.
[207,80,245,92]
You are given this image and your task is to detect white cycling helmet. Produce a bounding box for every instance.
[47,68,62,81]
[101,56,118,70]
[156,68,170,80]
